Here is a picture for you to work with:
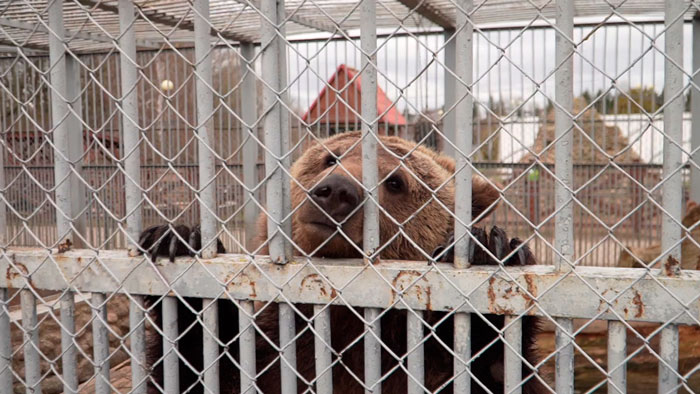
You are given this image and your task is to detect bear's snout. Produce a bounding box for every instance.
[310,174,361,222]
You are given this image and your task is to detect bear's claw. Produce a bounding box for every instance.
[137,224,226,262]
[431,226,535,266]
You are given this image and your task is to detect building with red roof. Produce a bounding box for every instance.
[301,64,407,136]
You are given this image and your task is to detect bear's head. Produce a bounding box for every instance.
[255,131,500,261]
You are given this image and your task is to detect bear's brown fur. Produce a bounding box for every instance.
[140,132,546,394]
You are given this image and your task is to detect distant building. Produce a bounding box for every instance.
[302,64,407,136]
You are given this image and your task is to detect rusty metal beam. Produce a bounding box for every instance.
[4,248,700,325]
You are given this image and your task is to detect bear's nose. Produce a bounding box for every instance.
[311,174,361,222]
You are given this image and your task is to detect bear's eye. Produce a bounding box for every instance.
[324,155,338,167]
[384,175,404,193]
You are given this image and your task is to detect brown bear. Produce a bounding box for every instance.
[138,132,546,394]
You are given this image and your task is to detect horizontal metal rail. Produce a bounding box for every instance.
[3,248,699,325]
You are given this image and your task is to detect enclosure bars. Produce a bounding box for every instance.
[47,2,85,394]
[240,41,259,394]
[659,1,685,393]
[118,1,147,393]
[693,15,700,205]
[451,0,473,393]
[193,0,222,392]
[260,1,297,394]
[554,1,575,393]
[360,1,382,393]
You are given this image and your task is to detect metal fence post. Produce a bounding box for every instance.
[659,1,684,392]
[240,42,259,251]
[360,1,381,393]
[442,28,456,157]
[452,0,473,392]
[194,0,218,260]
[60,292,78,393]
[162,297,180,392]
[0,288,10,394]
[691,16,700,206]
[554,0,575,392]
[193,2,221,393]
[92,293,110,394]
[48,0,74,246]
[65,54,86,248]
[261,1,296,393]
[607,321,626,394]
[118,1,147,392]
[21,290,41,394]
[239,301,257,394]
[119,0,143,256]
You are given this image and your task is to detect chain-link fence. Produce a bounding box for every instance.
[1,0,700,393]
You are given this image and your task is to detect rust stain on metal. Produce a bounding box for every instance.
[300,274,337,300]
[632,291,644,318]
[523,273,537,306]
[5,263,30,288]
[487,277,514,314]
[664,256,680,277]
[226,273,257,298]
[391,270,432,310]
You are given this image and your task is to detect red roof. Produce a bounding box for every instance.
[302,64,407,126]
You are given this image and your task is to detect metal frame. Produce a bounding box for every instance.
[1,1,699,393]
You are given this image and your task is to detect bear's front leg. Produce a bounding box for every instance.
[432,226,536,266]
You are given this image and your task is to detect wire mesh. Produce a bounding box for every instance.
[0,1,699,393]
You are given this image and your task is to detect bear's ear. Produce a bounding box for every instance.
[432,154,456,173]
[472,175,500,221]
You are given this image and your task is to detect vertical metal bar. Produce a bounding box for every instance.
[443,29,456,156]
[555,318,574,394]
[240,43,259,251]
[239,301,256,394]
[504,316,522,394]
[607,321,626,394]
[260,1,296,392]
[118,0,142,254]
[60,292,78,393]
[261,1,296,392]
[276,0,293,259]
[162,296,180,393]
[118,2,147,392]
[661,0,684,268]
[203,299,220,394]
[360,1,381,393]
[22,290,41,394]
[261,0,291,262]
[65,55,86,248]
[48,0,73,245]
[278,299,297,394]
[453,0,473,270]
[0,288,10,394]
[406,312,424,394]
[660,2,684,392]
[659,325,679,394]
[194,0,218,259]
[453,309,470,392]
[129,298,147,393]
[314,305,332,394]
[554,0,574,273]
[692,16,700,204]
[0,121,5,247]
[453,2,473,392]
[92,293,110,394]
